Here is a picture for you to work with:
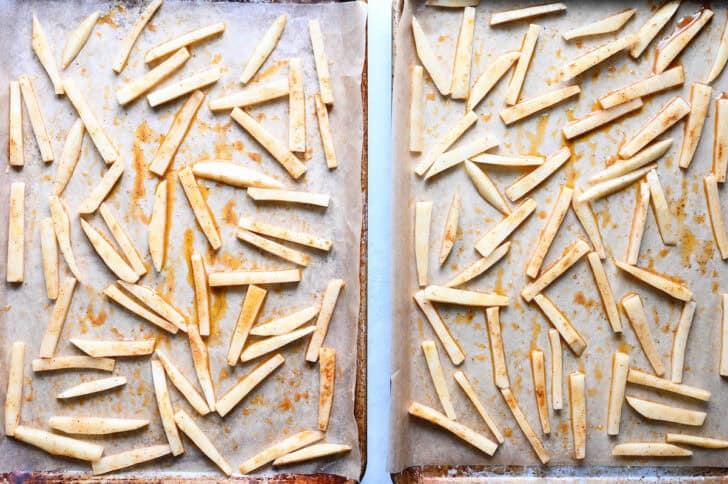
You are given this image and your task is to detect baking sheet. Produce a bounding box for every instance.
[390,0,728,471]
[0,0,366,479]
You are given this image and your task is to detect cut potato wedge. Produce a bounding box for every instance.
[562,8,635,40]
[156,349,209,416]
[309,19,333,105]
[628,368,710,401]
[318,347,336,431]
[424,285,509,307]
[579,165,656,203]
[450,7,475,99]
[414,111,478,176]
[174,410,232,476]
[439,192,460,266]
[506,147,571,202]
[6,182,24,283]
[251,305,320,337]
[78,158,126,214]
[148,180,167,271]
[99,204,147,277]
[191,253,210,336]
[149,91,205,176]
[607,352,629,436]
[415,201,433,287]
[706,174,728,260]
[586,252,621,333]
[113,0,163,73]
[32,356,115,373]
[187,322,215,411]
[241,327,315,362]
[193,162,283,189]
[491,3,565,26]
[453,370,503,442]
[409,65,424,152]
[475,198,536,257]
[5,342,24,436]
[208,268,302,287]
[547,329,562,410]
[562,98,642,140]
[471,153,543,167]
[92,444,171,476]
[666,433,728,449]
[80,219,138,283]
[526,186,572,278]
[505,24,541,106]
[613,442,691,457]
[621,293,664,376]
[239,431,323,474]
[63,78,118,163]
[426,136,499,180]
[714,97,728,183]
[615,260,692,302]
[411,16,450,96]
[12,426,103,462]
[288,58,305,153]
[305,279,345,362]
[467,51,519,111]
[117,48,190,105]
[654,9,713,74]
[8,81,23,167]
[646,169,677,245]
[314,93,337,169]
[240,14,286,84]
[422,340,456,419]
[625,181,650,265]
[530,349,550,434]
[464,161,511,215]
[626,395,706,426]
[521,239,590,302]
[179,166,222,250]
[619,96,690,159]
[61,11,99,68]
[247,188,329,207]
[707,16,728,83]
[49,197,81,280]
[569,372,586,460]
[589,139,672,186]
[533,293,587,356]
[31,15,64,94]
[145,22,225,64]
[486,307,510,389]
[227,285,267,365]
[18,75,53,162]
[40,277,77,358]
[500,85,580,125]
[446,242,510,288]
[560,35,635,81]
[236,229,310,266]
[49,416,148,435]
[413,291,465,366]
[104,285,179,334]
[240,219,331,252]
[629,1,680,59]
[53,119,85,195]
[599,66,684,110]
[210,78,289,112]
[671,301,697,384]
[216,353,284,417]
[679,83,712,169]
[573,189,607,258]
[71,338,155,358]
[147,67,220,107]
[57,376,126,399]
[150,359,184,456]
[499,388,549,464]
[273,443,352,466]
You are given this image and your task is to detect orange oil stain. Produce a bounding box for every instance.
[222,199,238,225]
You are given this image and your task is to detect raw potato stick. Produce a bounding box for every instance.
[439,192,460,265]
[562,8,635,40]
[251,305,320,337]
[413,291,465,366]
[314,93,337,169]
[305,279,344,362]
[231,107,306,179]
[560,35,636,81]
[446,242,510,288]
[722,294,728,377]
[626,395,706,426]
[148,180,168,271]
[671,301,697,384]
[56,376,126,399]
[239,431,324,474]
[409,65,424,152]
[453,370,503,442]
[708,16,728,83]
[247,188,330,207]
[117,48,190,105]
[80,219,139,283]
[500,85,581,125]
[99,204,147,277]
[241,327,315,362]
[6,183,24,283]
[422,340,456,419]
[191,254,210,336]
[534,294,587,356]
[506,147,571,202]
[411,16,450,96]
[530,349,550,434]
[475,198,536,257]
[521,238,590,302]
[12,426,103,462]
[149,91,204,176]
[40,277,77,358]
[607,352,629,436]
[574,186,607,258]
[150,360,184,455]
[309,19,333,104]
[705,174,728,260]
[450,7,475,99]
[156,350,209,416]
[236,229,310,266]
[599,66,684,110]
[145,22,225,64]
[625,181,650,265]
[627,368,711,401]
[78,158,126,214]
[113,0,163,73]
[33,356,114,373]
[174,410,232,476]
[18,76,53,161]
[49,197,82,280]
[426,136,499,179]
[288,58,305,153]
[92,444,171,476]
[147,67,220,107]
[666,434,728,449]
[414,110,478,176]
[408,402,498,456]
[216,353,284,417]
[464,161,511,215]
[71,338,155,357]
[62,10,99,69]
[117,282,186,331]
[486,307,510,389]
[8,81,22,167]
[613,442,691,457]
[49,416,148,435]
[31,15,64,94]
[714,97,728,182]
[579,165,656,203]
[63,78,119,163]
[210,79,289,111]
[547,329,562,410]
[562,98,642,140]
[424,285,508,307]
[240,15,286,84]
[525,186,572,278]
[467,51,520,111]
[630,1,680,59]
[178,167,222,250]
[239,218,332,251]
[273,443,352,466]
[654,9,714,74]
[491,3,565,25]
[569,372,586,460]
[415,201,433,287]
[587,252,621,332]
[499,388,550,464]
[621,293,665,376]
[615,260,693,302]
[679,83,712,169]
[187,322,215,411]
[426,0,479,5]
[208,269,302,287]
[646,170,677,245]
[227,285,267,365]
[318,347,336,431]
[590,139,672,185]
[104,285,179,334]
[193,161,283,189]
[619,96,690,159]
[505,24,541,105]
[5,342,25,436]
[53,119,85,195]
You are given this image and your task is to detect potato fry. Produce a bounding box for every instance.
[149,93,205,176]
[174,410,232,476]
[251,305,319,337]
[409,65,424,152]
[53,119,85,195]
[187,322,215,411]
[5,342,24,436]
[117,48,190,105]
[654,9,713,74]
[6,183,24,283]
[209,268,302,287]
[714,97,728,182]
[625,181,650,265]
[40,277,77,358]
[408,402,498,456]
[547,329,562,410]
[247,188,330,207]
[236,229,310,266]
[499,388,550,464]
[318,347,336,431]
[453,370,503,442]
[57,376,126,399]
[615,260,692,302]
[666,433,728,449]
[231,107,306,179]
[705,174,728,260]
[309,19,333,104]
[156,349,209,416]
[193,161,282,190]
[530,349,550,434]
[619,96,690,159]
[12,426,103,462]
[305,279,345,362]
[426,0,479,5]
[273,443,352,466]
[148,181,168,271]
[117,282,185,331]
[438,193,460,266]
[413,290,465,366]
[521,238,590,302]
[679,83,712,169]
[61,11,99,68]
[211,79,289,112]
[646,169,677,245]
[607,351,629,435]
[421,340,456,419]
[425,285,509,307]
[599,66,684,110]
[18,75,53,161]
[8,81,23,167]
[80,219,139,283]
[586,252,621,333]
[671,301,697,384]
[505,24,541,105]
[475,198,536,257]
[147,67,220,107]
[63,78,119,163]
[241,326,315,362]
[92,444,171,476]
[178,166,222,250]
[78,158,126,214]
[239,218,331,251]
[708,16,728,83]
[104,285,179,334]
[414,110,478,176]
[49,416,148,435]
[500,85,580,125]
[145,22,225,64]
[613,442,691,457]
[99,204,146,277]
[216,354,284,417]
[49,197,82,280]
[506,147,571,202]
[32,356,115,373]
[314,93,337,169]
[411,16,450,96]
[71,338,155,358]
[240,15,286,84]
[626,395,706,426]
[562,98,642,140]
[414,201,433,287]
[31,15,64,94]
[450,7,475,99]
[239,430,323,474]
[560,35,635,81]
[288,58,305,153]
[533,294,587,356]
[467,51,520,111]
[426,136,499,180]
[621,293,665,376]
[569,372,586,459]
[590,139,672,185]
[464,161,511,215]
[628,368,710,401]
[629,1,680,59]
[227,285,267,364]
[573,189,606,259]
[150,359,184,456]
[562,8,635,40]
[579,165,656,203]
[491,3,565,25]
[486,307,510,389]
[446,242,510,288]
[190,254,210,336]
[525,186,572,278]
[113,0,163,73]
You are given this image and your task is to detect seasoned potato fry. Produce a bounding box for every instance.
[147,67,220,107]
[607,352,629,435]
[149,91,205,176]
[5,342,24,436]
[722,294,728,377]
[705,174,728,260]
[453,370,503,442]
[424,285,509,307]
[63,78,119,163]
[446,242,510,288]
[217,354,284,417]
[145,22,225,64]
[78,158,126,214]
[569,372,586,460]
[486,307,510,389]
[8,81,23,167]
[187,322,215,411]
[32,356,115,373]
[534,294,587,356]
[599,66,684,110]
[414,111,478,176]
[61,11,99,68]
[521,239,590,302]
[613,442,691,457]
[590,139,672,185]
[562,8,635,40]
[415,201,433,287]
[179,167,222,250]
[150,360,184,456]
[526,186,572,278]
[31,15,64,94]
[191,254,210,336]
[288,57,305,153]
[615,260,692,302]
[654,9,713,74]
[411,16,450,96]
[49,416,148,435]
[409,65,424,152]
[671,301,697,384]
[240,326,315,362]
[53,119,85,195]
[500,85,580,125]
[414,291,465,365]
[628,368,710,401]
[240,15,286,84]
[305,279,345,362]
[80,219,139,283]
[625,181,650,265]
[679,83,712,169]
[714,97,728,183]
[579,165,656,203]
[587,252,621,332]
[408,402,497,456]
[251,305,320,337]
[57,376,126,399]
[273,443,352,466]
[626,395,706,426]
[505,24,541,105]
[228,285,267,365]
[71,338,155,358]
[240,218,331,252]
[104,285,179,334]
[475,198,536,257]
[236,229,310,266]
[117,48,190,105]
[708,16,728,83]
[318,347,336,431]
[629,1,680,59]
[18,75,53,161]
[99,204,146,277]
[490,3,565,25]
[547,329,562,410]
[467,51,519,111]
[426,136,498,179]
[239,430,323,474]
[113,0,163,73]
[450,7,475,99]
[666,433,728,449]
[560,35,635,81]
[621,293,664,375]
[314,93,337,169]
[562,98,642,140]
[156,350,209,416]
[40,277,77,358]
[92,444,171,476]
[530,349,550,434]
[211,79,289,113]
[619,97,690,159]
[422,340,456,419]
[464,161,511,215]
[174,410,232,476]
[193,161,282,189]
[506,147,571,201]
[439,193,460,266]
[573,190,606,259]
[6,183,24,283]
[247,188,330,207]
[499,388,550,464]
[646,170,677,245]
[12,426,103,462]
[49,197,82,280]
[148,180,168,272]
[309,19,333,104]
[208,268,302,287]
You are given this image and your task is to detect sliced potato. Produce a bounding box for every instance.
[148,180,168,271]
[193,161,282,190]
[590,138,672,185]
[486,307,510,389]
[318,347,336,431]
[625,181,650,265]
[273,443,352,466]
[179,166,222,250]
[599,66,684,110]
[446,242,510,288]
[49,416,148,435]
[619,96,690,159]
[424,285,509,307]
[92,444,171,476]
[628,368,710,401]
[18,75,53,162]
[547,329,563,410]
[12,426,103,462]
[187,322,215,411]
[415,201,433,287]
[61,11,99,68]
[573,189,606,259]
[646,169,677,245]
[40,277,77,358]
[305,279,345,362]
[499,388,550,464]
[99,204,147,277]
[8,81,23,167]
[80,219,138,283]
[530,349,550,434]
[621,293,665,376]
[562,8,635,40]
[666,433,728,449]
[251,305,320,337]
[521,238,590,302]
[411,16,450,96]
[560,35,635,81]
[288,58,305,153]
[149,91,205,176]
[314,93,337,169]
[425,0,479,5]
[113,0,163,73]
[104,285,179,334]
[5,342,24,436]
[409,65,424,152]
[671,301,697,384]
[439,193,460,266]
[57,376,126,399]
[6,182,24,283]
[505,147,571,201]
[626,395,706,426]
[49,197,81,280]
[145,22,225,64]
[31,15,64,94]
[629,1,680,59]
[191,253,210,336]
[32,356,115,373]
[586,252,621,333]
[568,372,587,460]
[500,85,580,125]
[467,51,519,111]
[150,359,184,456]
[414,110,478,176]
[707,16,728,83]
[78,158,126,214]
[563,98,642,140]
[240,219,331,252]
[156,349,210,416]
[309,19,333,104]
[525,186,572,278]
[471,153,543,167]
[216,353,284,417]
[239,430,323,474]
[174,409,232,476]
[490,3,565,25]
[63,78,119,163]
[227,285,267,365]
[613,442,691,457]
[475,198,536,257]
[422,340,456,419]
[615,260,692,302]
[240,15,286,84]
[714,97,728,182]
[241,326,315,362]
[579,165,656,203]
[236,229,310,266]
[426,136,498,180]
[413,290,465,366]
[71,338,155,358]
[679,83,712,169]
[705,174,728,260]
[654,9,714,74]
[210,78,289,111]
[533,293,587,356]
[117,48,190,105]
[505,24,541,105]
[607,351,629,436]
[208,268,302,287]
[247,188,330,207]
[453,370,503,442]
[450,7,475,99]
[53,119,85,195]
[147,67,220,107]
[464,161,511,215]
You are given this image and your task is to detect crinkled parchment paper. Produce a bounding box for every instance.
[390,0,728,471]
[0,0,365,478]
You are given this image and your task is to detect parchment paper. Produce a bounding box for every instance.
[390,0,728,471]
[0,0,365,478]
